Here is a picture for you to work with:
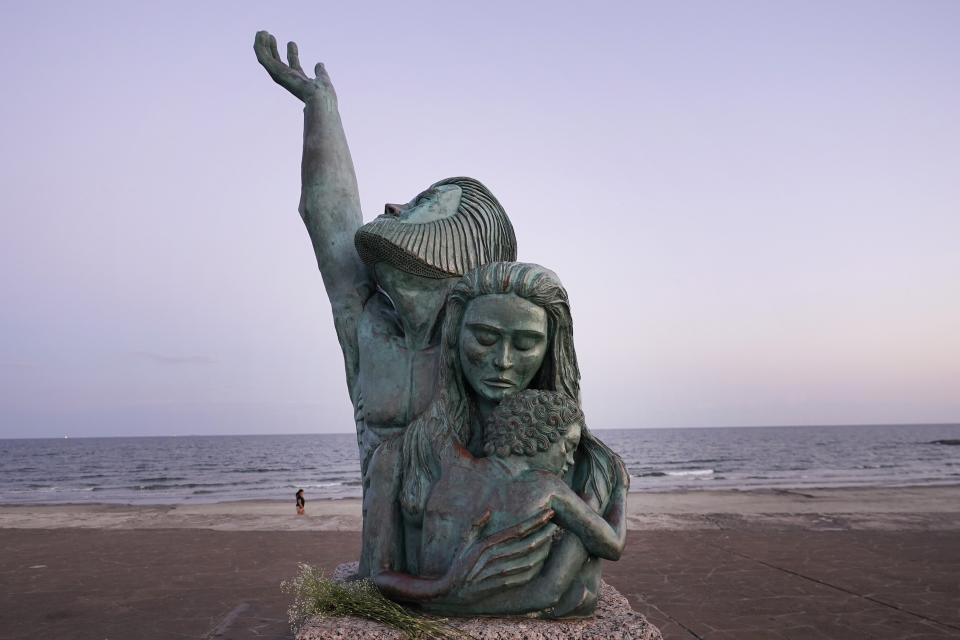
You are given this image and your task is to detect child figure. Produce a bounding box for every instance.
[417,390,626,614]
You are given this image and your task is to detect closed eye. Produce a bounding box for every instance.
[513,332,545,351]
[469,326,499,346]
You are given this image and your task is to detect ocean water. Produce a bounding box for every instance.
[1,424,958,505]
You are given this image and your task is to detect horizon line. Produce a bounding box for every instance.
[2,421,958,440]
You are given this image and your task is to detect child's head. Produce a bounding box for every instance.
[483,390,584,475]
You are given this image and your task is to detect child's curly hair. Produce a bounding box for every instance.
[483,390,584,458]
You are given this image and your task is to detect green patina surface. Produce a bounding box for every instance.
[254,30,628,618]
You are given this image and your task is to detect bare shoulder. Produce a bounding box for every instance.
[514,469,572,500]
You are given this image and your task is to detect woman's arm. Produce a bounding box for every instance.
[427,529,588,616]
[373,570,455,602]
[373,508,557,603]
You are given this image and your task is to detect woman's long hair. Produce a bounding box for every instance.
[399,261,626,521]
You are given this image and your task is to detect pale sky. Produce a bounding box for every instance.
[1,1,958,437]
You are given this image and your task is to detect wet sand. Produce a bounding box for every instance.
[2,486,959,639]
[3,485,960,532]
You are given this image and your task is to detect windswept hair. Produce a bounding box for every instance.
[399,262,627,521]
[483,390,583,459]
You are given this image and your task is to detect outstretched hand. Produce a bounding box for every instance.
[254,31,335,104]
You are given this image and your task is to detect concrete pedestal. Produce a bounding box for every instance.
[295,562,663,640]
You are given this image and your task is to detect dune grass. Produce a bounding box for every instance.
[282,563,474,639]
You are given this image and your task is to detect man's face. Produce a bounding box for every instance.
[381,184,463,224]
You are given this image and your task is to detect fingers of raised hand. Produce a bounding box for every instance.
[254,31,286,77]
[287,41,304,75]
[254,31,317,101]
[314,62,331,82]
[253,31,275,64]
[267,33,281,62]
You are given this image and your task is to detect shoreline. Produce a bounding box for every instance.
[3,480,959,505]
[3,484,959,532]
[4,480,959,506]
[4,422,958,439]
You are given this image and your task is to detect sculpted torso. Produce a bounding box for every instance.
[356,264,455,441]
[356,294,439,431]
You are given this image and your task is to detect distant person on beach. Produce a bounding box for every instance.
[296,489,305,515]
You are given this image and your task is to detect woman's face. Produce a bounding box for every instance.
[458,293,549,404]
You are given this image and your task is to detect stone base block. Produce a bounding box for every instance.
[295,562,663,640]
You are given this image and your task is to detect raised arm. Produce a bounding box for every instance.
[254,31,372,401]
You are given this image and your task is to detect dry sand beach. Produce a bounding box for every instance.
[2,486,959,640]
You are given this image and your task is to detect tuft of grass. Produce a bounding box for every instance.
[281,563,474,639]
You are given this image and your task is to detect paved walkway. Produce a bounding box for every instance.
[610,529,960,639]
[1,529,957,639]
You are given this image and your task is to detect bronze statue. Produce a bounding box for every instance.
[254,32,628,618]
